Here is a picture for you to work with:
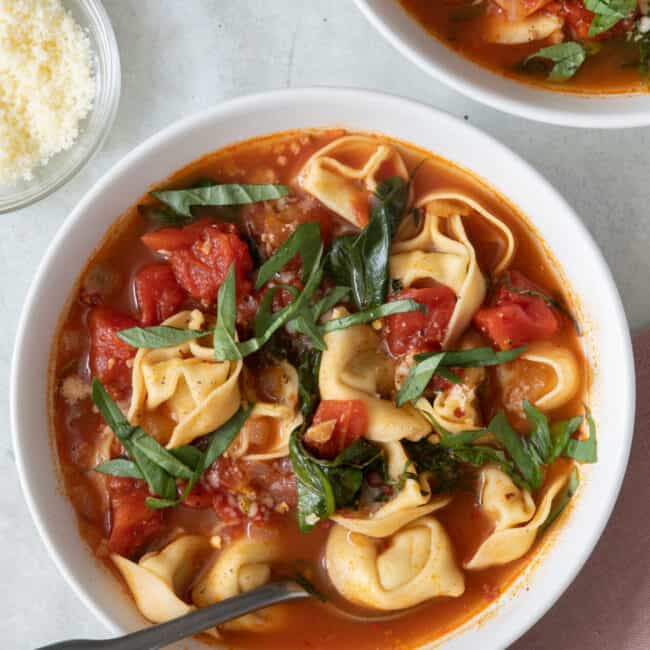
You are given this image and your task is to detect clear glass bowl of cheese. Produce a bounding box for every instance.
[0,0,121,214]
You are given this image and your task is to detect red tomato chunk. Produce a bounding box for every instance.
[384,286,456,356]
[134,263,187,326]
[473,270,560,349]
[107,477,164,558]
[142,220,253,307]
[88,306,137,397]
[306,399,369,459]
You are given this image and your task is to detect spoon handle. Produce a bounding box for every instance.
[36,580,309,650]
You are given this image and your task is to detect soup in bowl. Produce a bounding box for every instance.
[11,89,634,649]
[355,0,650,126]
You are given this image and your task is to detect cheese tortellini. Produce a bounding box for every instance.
[232,361,303,460]
[465,466,571,570]
[298,135,409,228]
[192,534,287,631]
[111,535,213,623]
[391,192,515,348]
[482,10,563,45]
[320,307,431,442]
[128,310,242,448]
[326,516,464,610]
[331,441,450,537]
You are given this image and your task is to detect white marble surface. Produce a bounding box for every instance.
[1,1,648,648]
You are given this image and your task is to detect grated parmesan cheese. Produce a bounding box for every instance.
[0,0,96,185]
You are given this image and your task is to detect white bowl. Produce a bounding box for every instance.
[354,0,650,129]
[10,88,634,649]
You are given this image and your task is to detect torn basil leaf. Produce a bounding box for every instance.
[524,42,587,82]
[322,298,423,334]
[152,183,290,217]
[327,176,409,311]
[584,0,635,37]
[395,352,446,407]
[297,348,322,421]
[117,326,208,349]
[564,406,597,463]
[93,458,143,479]
[213,264,242,361]
[541,466,580,531]
[255,222,322,289]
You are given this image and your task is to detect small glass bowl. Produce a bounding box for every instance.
[0,0,121,214]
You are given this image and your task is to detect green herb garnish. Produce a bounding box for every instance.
[524,42,587,82]
[584,0,636,37]
[152,183,290,217]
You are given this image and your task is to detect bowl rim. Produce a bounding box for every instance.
[10,87,635,649]
[0,0,121,214]
[353,0,650,129]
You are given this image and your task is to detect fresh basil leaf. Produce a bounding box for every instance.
[255,222,321,289]
[213,264,242,361]
[522,400,552,467]
[548,416,583,463]
[93,458,143,479]
[131,429,195,480]
[117,326,208,349]
[201,405,254,470]
[297,349,321,421]
[91,378,135,441]
[129,441,177,501]
[237,247,324,357]
[288,314,327,351]
[152,183,290,217]
[395,352,446,407]
[254,285,299,338]
[540,466,580,531]
[428,415,487,449]
[322,466,363,508]
[584,0,635,36]
[437,346,527,368]
[145,496,181,509]
[398,346,527,407]
[170,445,203,470]
[489,411,541,491]
[313,286,351,320]
[564,406,597,463]
[321,298,423,334]
[524,42,587,82]
[312,438,383,469]
[327,176,409,311]
[290,430,336,532]
[402,439,461,493]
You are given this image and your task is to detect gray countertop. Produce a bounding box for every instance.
[1,1,647,648]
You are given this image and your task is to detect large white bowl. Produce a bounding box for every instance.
[11,88,634,649]
[354,0,650,129]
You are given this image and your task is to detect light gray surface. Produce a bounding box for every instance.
[1,1,647,649]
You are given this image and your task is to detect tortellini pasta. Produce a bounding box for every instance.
[482,10,563,45]
[232,361,302,460]
[391,192,515,348]
[320,308,431,442]
[111,535,213,623]
[465,466,570,570]
[128,310,242,448]
[326,516,464,610]
[497,341,580,415]
[331,441,450,537]
[192,534,287,631]
[298,135,409,228]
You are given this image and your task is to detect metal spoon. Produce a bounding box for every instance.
[36,579,309,650]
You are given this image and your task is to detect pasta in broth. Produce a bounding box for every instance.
[51,129,594,649]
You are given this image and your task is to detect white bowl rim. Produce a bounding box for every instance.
[354,0,650,129]
[10,87,635,649]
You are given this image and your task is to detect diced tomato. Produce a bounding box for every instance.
[306,399,369,459]
[473,270,560,349]
[141,218,211,251]
[142,220,253,307]
[88,306,137,397]
[107,476,164,558]
[383,286,457,356]
[134,263,187,326]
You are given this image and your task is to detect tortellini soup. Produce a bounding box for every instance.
[51,129,594,649]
